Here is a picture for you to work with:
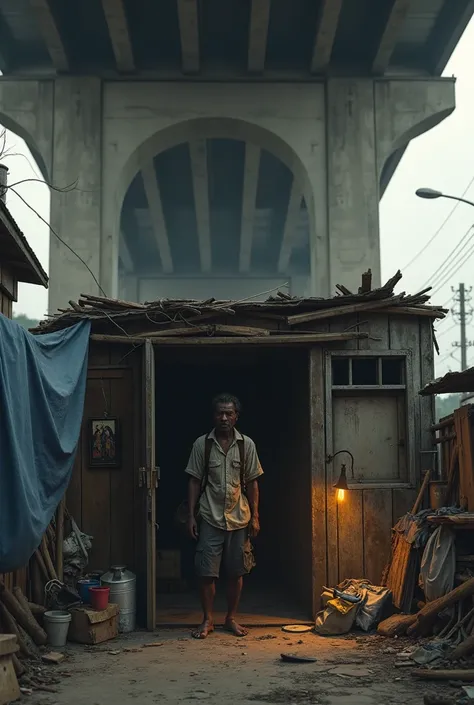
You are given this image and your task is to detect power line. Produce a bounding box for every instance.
[402,173,474,271]
[423,224,474,290]
[436,322,457,338]
[432,240,474,296]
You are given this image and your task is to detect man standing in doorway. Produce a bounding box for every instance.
[186,393,263,639]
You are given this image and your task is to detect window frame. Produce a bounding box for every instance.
[325,349,416,490]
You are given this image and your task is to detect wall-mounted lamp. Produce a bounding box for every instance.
[327,450,355,502]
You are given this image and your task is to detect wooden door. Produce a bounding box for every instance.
[142,340,157,629]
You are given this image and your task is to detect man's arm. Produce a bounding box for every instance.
[185,439,204,540]
[187,477,201,539]
[246,479,260,538]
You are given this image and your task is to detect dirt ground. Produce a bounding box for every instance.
[22,628,459,705]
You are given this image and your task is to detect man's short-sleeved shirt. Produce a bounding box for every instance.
[185,428,263,531]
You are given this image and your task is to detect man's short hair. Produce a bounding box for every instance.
[212,393,242,415]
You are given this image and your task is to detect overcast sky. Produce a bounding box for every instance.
[3,18,474,378]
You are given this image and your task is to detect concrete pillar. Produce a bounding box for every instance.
[325,78,455,295]
[326,79,380,294]
[49,78,102,313]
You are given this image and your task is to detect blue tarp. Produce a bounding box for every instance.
[0,316,90,572]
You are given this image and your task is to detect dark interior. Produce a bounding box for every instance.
[154,345,313,625]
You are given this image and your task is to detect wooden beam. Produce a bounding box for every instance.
[141,162,173,273]
[239,144,260,272]
[278,179,303,273]
[189,139,211,272]
[119,230,134,272]
[90,331,370,346]
[372,0,411,74]
[101,0,135,72]
[310,0,343,74]
[177,0,200,74]
[248,0,271,73]
[29,0,69,72]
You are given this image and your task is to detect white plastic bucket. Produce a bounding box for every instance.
[44,610,71,648]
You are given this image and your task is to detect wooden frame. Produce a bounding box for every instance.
[89,416,120,467]
[324,349,416,490]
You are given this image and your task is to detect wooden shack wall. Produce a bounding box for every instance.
[0,261,21,590]
[66,341,146,606]
[0,260,16,318]
[310,313,434,608]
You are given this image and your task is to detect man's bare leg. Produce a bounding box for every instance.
[192,577,215,639]
[224,576,248,637]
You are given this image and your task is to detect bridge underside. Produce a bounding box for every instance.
[0,0,472,79]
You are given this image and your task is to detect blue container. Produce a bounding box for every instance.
[77,579,100,603]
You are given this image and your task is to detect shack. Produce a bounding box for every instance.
[0,164,49,592]
[32,271,445,629]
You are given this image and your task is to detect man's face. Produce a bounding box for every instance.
[214,402,238,433]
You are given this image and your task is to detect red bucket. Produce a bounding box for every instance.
[89,586,110,611]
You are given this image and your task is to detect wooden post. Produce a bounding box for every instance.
[56,497,65,581]
[0,635,20,705]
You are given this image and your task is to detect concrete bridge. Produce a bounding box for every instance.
[0,0,472,311]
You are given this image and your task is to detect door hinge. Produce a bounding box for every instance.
[138,466,146,488]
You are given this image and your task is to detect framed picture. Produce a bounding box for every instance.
[89,417,120,468]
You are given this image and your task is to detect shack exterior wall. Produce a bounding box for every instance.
[69,312,435,623]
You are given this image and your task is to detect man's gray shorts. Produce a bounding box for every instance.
[195,520,255,578]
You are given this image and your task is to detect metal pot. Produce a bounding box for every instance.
[100,565,136,633]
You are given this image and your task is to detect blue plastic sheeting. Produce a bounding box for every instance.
[0,316,91,572]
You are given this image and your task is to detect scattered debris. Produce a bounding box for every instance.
[42,652,65,665]
[142,641,165,648]
[107,650,121,655]
[329,665,374,678]
[281,625,312,634]
[280,653,318,663]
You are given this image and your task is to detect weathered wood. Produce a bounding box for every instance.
[12,652,25,677]
[0,602,33,658]
[448,634,474,661]
[56,497,65,581]
[412,669,474,681]
[34,549,49,584]
[363,489,392,584]
[407,577,474,636]
[0,583,47,646]
[27,602,46,616]
[454,406,474,511]
[40,535,58,581]
[413,469,431,515]
[137,324,271,338]
[90,332,371,346]
[309,347,327,616]
[338,491,364,581]
[0,636,20,704]
[377,613,417,637]
[287,295,404,326]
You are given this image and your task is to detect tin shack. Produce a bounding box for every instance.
[33,271,445,629]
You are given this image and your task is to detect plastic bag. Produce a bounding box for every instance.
[420,525,455,602]
[314,597,358,635]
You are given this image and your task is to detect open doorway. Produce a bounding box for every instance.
[154,345,313,626]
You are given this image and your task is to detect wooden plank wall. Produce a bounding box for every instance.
[0,263,21,589]
[310,314,432,600]
[67,342,143,582]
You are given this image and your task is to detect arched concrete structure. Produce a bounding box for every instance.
[0,76,455,312]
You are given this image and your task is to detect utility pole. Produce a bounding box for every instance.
[452,283,473,370]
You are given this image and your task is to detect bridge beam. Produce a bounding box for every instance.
[29,0,69,72]
[372,0,411,75]
[248,0,271,74]
[311,0,343,74]
[189,138,211,273]
[278,180,303,274]
[177,0,200,74]
[101,0,135,72]
[141,162,173,273]
[239,144,260,272]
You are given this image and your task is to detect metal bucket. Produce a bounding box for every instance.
[100,565,136,633]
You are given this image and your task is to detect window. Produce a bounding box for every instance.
[331,355,405,388]
[327,352,414,488]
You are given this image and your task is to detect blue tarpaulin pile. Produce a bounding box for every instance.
[0,316,90,573]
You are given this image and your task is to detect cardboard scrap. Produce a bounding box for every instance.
[42,652,65,665]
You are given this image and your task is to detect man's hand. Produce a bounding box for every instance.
[188,515,199,540]
[249,516,260,538]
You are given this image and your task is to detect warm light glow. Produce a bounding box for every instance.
[336,488,345,502]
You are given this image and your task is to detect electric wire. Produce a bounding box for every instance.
[402,173,474,271]
[421,224,474,291]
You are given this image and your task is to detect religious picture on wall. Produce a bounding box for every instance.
[89,418,120,467]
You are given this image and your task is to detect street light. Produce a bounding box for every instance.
[416,187,474,208]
